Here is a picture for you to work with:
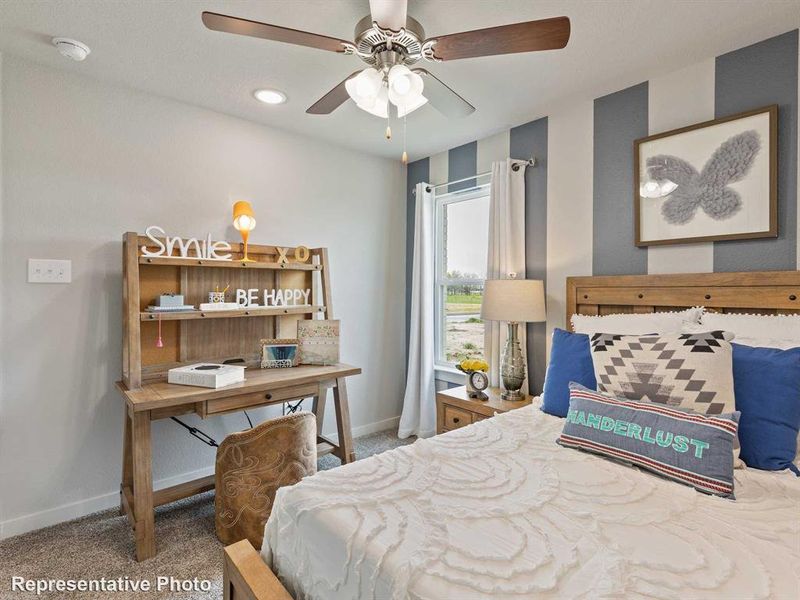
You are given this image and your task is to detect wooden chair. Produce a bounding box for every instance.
[215,411,317,549]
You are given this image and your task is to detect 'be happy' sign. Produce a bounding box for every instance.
[236,288,311,307]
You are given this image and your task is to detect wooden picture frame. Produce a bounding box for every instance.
[634,105,778,247]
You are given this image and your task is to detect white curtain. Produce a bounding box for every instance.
[484,160,528,392]
[399,182,436,439]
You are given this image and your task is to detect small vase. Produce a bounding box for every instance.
[465,371,477,395]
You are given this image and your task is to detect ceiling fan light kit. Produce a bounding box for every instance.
[202,2,570,161]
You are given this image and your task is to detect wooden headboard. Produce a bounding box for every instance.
[566,271,800,330]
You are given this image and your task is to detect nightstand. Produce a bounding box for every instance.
[435,385,533,434]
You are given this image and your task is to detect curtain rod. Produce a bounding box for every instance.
[413,157,536,195]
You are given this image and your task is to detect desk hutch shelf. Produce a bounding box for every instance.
[122,231,332,389]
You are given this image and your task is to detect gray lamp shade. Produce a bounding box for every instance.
[480,279,546,323]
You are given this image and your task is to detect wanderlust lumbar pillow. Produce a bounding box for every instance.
[558,383,739,498]
[589,330,735,415]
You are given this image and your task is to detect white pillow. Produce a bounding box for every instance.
[700,312,800,340]
[571,307,703,335]
[731,337,799,350]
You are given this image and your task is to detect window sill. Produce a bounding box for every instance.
[434,366,466,385]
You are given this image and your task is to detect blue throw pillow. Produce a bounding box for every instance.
[558,383,740,498]
[541,328,597,417]
[732,343,800,473]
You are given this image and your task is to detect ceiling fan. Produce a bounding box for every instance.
[202,0,569,159]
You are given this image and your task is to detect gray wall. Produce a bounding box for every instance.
[713,29,798,271]
[511,118,548,394]
[592,82,649,275]
[448,141,478,192]
[405,158,430,361]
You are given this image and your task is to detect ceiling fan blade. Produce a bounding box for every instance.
[306,71,361,114]
[368,0,408,31]
[202,11,350,53]
[425,16,570,61]
[414,69,475,118]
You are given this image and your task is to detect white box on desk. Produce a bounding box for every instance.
[167,364,245,388]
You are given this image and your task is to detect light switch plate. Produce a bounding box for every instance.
[28,259,72,283]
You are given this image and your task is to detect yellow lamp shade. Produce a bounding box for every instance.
[232,201,256,232]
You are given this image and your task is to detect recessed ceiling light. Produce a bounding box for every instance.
[254,89,287,105]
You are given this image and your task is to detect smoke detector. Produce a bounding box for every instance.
[52,38,91,61]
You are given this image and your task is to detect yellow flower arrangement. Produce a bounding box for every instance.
[456,358,489,373]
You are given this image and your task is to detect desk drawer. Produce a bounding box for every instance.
[203,383,319,417]
[443,404,472,430]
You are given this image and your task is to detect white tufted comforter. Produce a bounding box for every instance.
[262,404,800,599]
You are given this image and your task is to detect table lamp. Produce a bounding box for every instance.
[232,201,256,262]
[481,278,546,399]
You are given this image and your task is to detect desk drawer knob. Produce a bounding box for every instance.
[705,294,711,300]
[265,393,272,400]
[790,295,797,301]
[452,417,460,424]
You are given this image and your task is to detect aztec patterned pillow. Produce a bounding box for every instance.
[558,383,740,498]
[589,331,736,415]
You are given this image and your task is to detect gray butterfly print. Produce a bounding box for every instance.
[646,129,761,225]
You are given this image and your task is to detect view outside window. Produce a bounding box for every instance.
[436,190,490,365]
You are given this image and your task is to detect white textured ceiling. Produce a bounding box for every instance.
[0,0,797,161]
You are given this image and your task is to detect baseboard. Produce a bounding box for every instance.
[352,415,400,438]
[0,465,215,541]
[0,416,401,540]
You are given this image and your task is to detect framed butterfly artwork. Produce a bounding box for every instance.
[634,105,777,246]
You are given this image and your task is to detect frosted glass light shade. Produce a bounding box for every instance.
[481,279,546,323]
[345,68,383,104]
[388,65,425,114]
[397,94,428,117]
[356,85,389,118]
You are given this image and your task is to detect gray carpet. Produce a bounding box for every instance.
[0,430,414,599]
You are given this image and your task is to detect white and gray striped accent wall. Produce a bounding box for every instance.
[407,29,799,394]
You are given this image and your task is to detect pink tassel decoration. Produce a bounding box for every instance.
[156,313,164,348]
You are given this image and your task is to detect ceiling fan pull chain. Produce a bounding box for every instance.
[402,115,408,163]
[385,113,392,140]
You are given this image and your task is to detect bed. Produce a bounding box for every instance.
[223,271,800,600]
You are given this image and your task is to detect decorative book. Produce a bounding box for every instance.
[199,302,241,311]
[297,320,340,366]
[146,305,195,312]
[167,363,245,388]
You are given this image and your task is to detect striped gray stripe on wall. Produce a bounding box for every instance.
[406,157,430,363]
[593,81,649,276]
[448,141,478,192]
[511,117,548,394]
[713,29,798,271]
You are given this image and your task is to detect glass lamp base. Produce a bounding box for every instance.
[500,321,527,401]
[501,389,525,401]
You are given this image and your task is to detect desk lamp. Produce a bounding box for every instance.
[232,201,256,262]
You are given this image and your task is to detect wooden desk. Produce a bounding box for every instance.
[116,363,360,561]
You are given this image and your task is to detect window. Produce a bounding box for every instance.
[434,184,491,368]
